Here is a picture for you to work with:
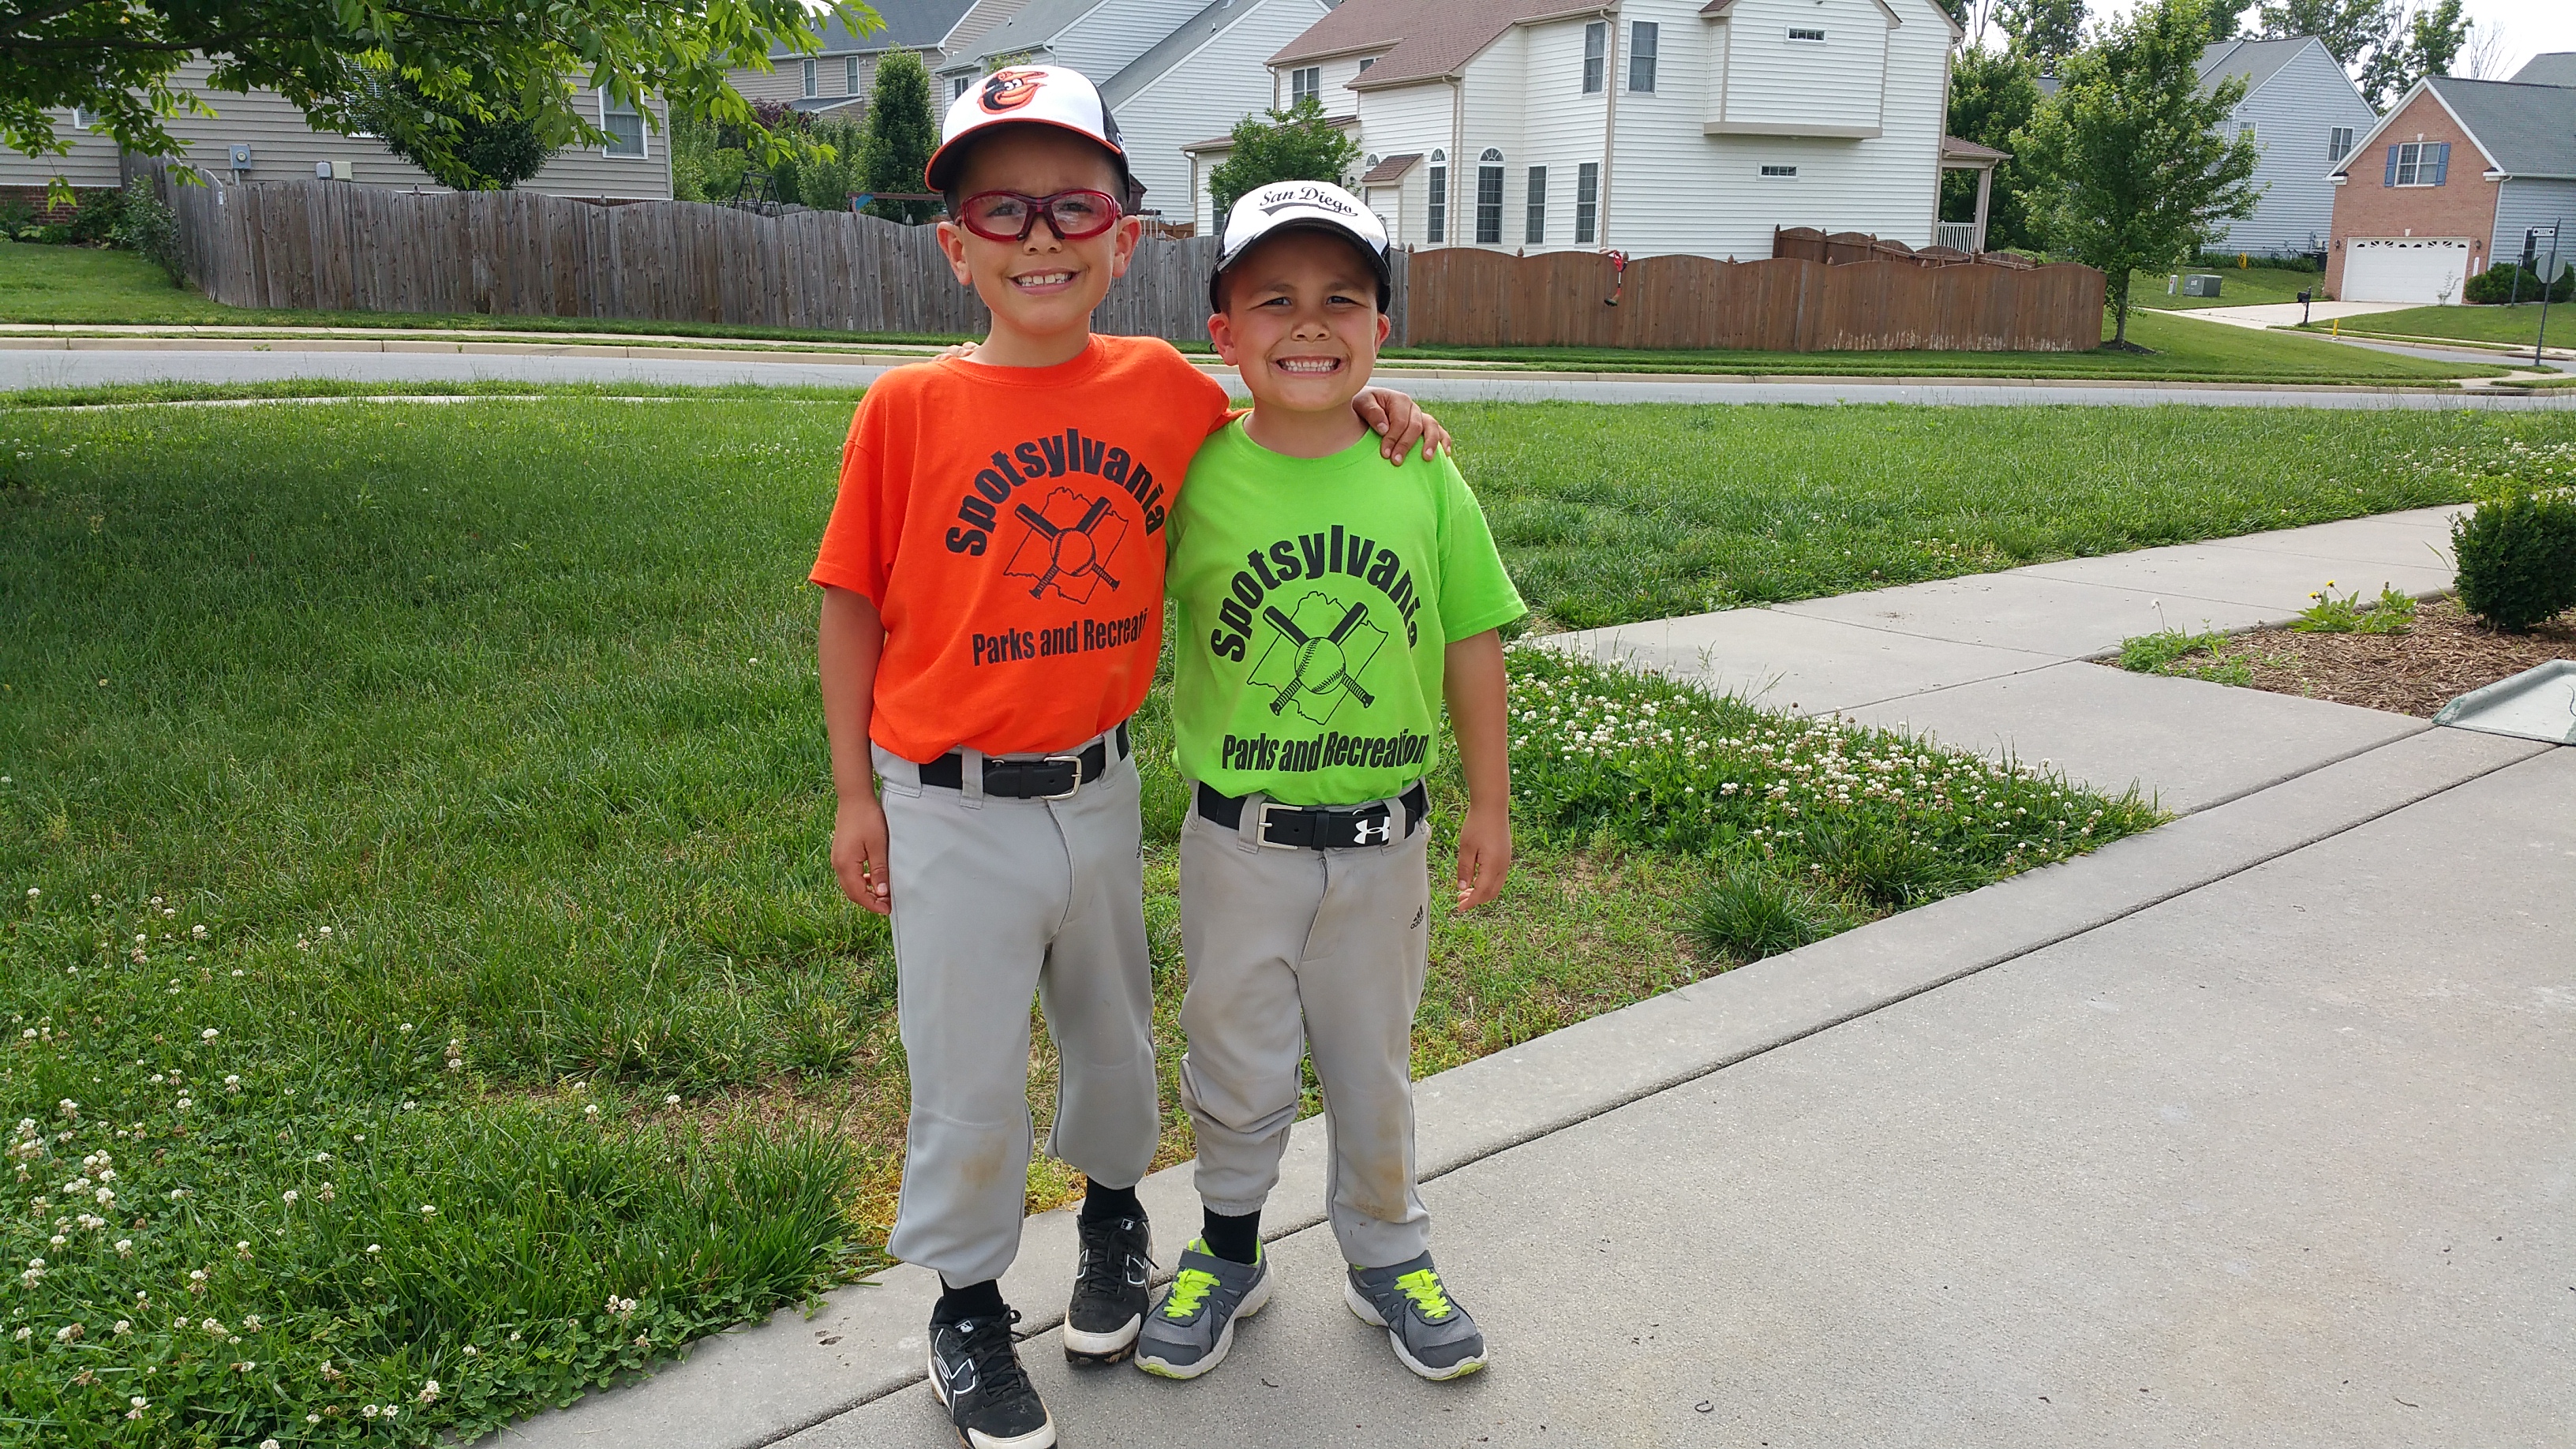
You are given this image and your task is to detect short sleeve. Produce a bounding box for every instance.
[809,386,899,603]
[1433,459,1526,642]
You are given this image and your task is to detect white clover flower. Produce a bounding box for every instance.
[113,1320,130,1335]
[366,1243,381,1254]
[191,924,206,939]
[262,1440,280,1449]
[55,1323,81,1341]
[420,1204,436,1218]
[200,1317,224,1334]
[585,1103,601,1117]
[24,887,35,899]
[419,1380,441,1403]
[114,1239,131,1256]
[282,1189,298,1206]
[241,1314,261,1331]
[200,1028,218,1042]
[8,1327,27,1342]
[462,1344,479,1357]
[665,1094,681,1106]
[224,1076,240,1091]
[361,1405,380,1420]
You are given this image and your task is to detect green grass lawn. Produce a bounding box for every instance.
[0,396,2213,1443]
[6,241,2494,383]
[2298,301,2575,350]
[2125,264,2324,310]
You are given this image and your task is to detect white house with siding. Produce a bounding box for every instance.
[2195,36,2377,256]
[1102,0,1334,221]
[1215,0,1963,258]
[2,58,672,200]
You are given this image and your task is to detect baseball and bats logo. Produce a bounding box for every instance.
[1249,590,1386,726]
[1002,486,1125,603]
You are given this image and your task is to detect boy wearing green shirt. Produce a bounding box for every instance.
[1136,182,1525,1385]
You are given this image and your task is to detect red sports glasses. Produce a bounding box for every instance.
[953,189,1124,243]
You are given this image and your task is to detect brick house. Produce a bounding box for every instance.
[2324,58,2576,304]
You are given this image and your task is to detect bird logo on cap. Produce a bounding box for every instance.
[981,69,1046,113]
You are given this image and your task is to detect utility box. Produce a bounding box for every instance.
[2181,273,2224,298]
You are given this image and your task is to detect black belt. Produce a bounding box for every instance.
[922,724,1129,799]
[1196,781,1429,849]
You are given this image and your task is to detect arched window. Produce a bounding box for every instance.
[1475,149,1505,245]
[1427,150,1448,242]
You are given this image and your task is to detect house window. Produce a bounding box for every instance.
[1575,161,1599,244]
[1475,149,1504,245]
[803,58,817,99]
[953,75,972,100]
[2239,122,2256,141]
[69,105,97,129]
[1760,164,1798,178]
[1359,57,1375,73]
[1290,66,1320,106]
[1628,22,1658,92]
[1583,21,1607,94]
[847,56,861,95]
[2328,125,2354,162]
[1427,151,1447,243]
[1788,27,1825,41]
[2385,140,2449,187]
[1526,165,1547,245]
[601,90,646,157]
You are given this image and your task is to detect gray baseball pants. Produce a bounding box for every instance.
[1176,788,1433,1270]
[874,733,1160,1288]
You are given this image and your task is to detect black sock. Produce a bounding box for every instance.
[1080,1179,1144,1224]
[933,1277,1006,1325]
[1201,1207,1260,1265]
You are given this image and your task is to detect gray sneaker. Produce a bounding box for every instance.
[1134,1239,1271,1380]
[1343,1254,1486,1380]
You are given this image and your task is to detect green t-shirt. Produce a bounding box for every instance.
[1169,420,1525,805]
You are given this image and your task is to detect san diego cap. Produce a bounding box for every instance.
[1210,179,1392,313]
[924,65,1136,204]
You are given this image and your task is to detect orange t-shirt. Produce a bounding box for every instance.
[811,336,1231,762]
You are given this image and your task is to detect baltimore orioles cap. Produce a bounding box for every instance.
[925,65,1136,202]
[1210,179,1392,313]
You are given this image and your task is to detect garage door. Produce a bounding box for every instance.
[2341,237,2473,304]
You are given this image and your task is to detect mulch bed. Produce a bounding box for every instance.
[2198,597,2576,717]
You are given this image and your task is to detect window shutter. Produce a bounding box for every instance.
[2383,145,2398,186]
[2432,142,2450,185]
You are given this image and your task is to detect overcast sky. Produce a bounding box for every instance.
[1994,2,2576,77]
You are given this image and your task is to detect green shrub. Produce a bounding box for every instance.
[2451,486,2576,631]
[63,187,123,244]
[107,177,186,286]
[2463,261,2574,305]
[1691,865,1848,960]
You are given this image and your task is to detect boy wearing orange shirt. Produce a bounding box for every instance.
[811,67,1440,1449]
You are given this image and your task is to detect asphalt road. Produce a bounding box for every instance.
[7,346,2576,410]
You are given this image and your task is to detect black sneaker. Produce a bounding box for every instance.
[1064,1211,1153,1365]
[927,1309,1056,1449]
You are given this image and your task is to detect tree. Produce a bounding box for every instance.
[1995,0,2087,66]
[2252,0,2392,66]
[859,49,937,223]
[2357,0,2469,107]
[1204,96,1360,222]
[2,0,870,187]
[347,73,554,190]
[2013,0,2263,346]
[1931,0,1969,27]
[1944,46,2043,250]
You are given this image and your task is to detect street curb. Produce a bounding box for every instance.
[481,724,2549,1449]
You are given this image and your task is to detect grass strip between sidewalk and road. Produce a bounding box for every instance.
[6,396,2570,1444]
[5,242,2496,384]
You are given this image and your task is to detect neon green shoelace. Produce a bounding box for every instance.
[1163,1267,1218,1319]
[1394,1268,1454,1320]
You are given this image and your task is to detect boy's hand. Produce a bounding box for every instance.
[1354,388,1449,462]
[832,795,893,915]
[1452,801,1512,911]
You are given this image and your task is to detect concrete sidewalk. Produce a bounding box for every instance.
[1551,506,2466,813]
[485,511,2570,1449]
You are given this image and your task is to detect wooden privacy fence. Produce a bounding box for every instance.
[1404,249,2104,352]
[151,169,1398,343]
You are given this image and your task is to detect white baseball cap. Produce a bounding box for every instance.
[924,65,1136,202]
[1211,180,1392,311]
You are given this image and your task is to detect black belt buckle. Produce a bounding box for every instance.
[985,753,1084,799]
[1257,799,1397,849]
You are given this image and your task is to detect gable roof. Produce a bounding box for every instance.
[972,0,1114,63]
[1103,0,1305,107]
[770,0,983,60]
[2196,36,2318,98]
[2510,53,2576,88]
[2331,75,2576,182]
[1271,0,1597,88]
